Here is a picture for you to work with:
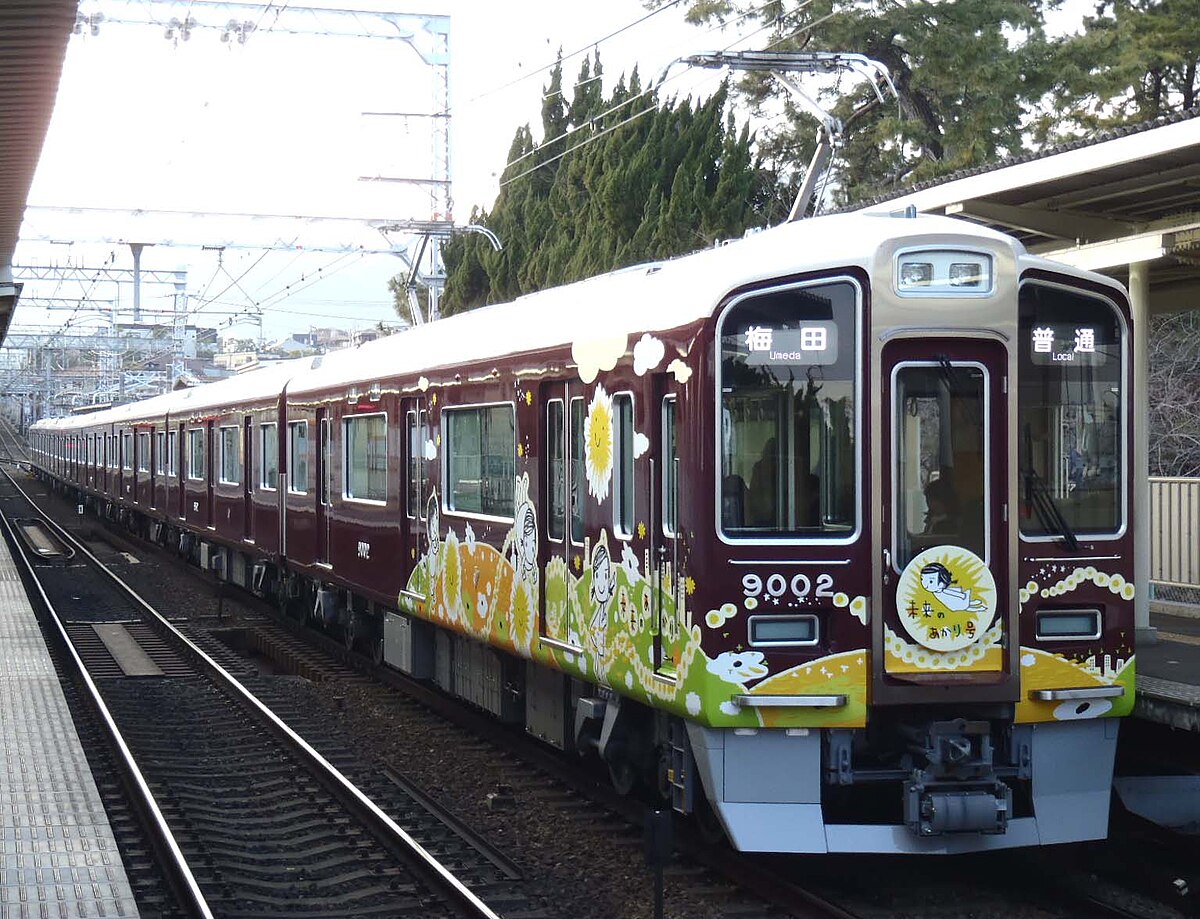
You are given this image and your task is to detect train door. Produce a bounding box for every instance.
[878,338,1014,699]
[177,423,186,519]
[205,420,215,528]
[316,408,331,564]
[538,383,584,647]
[650,373,683,676]
[243,415,253,540]
[149,428,157,508]
[402,398,428,607]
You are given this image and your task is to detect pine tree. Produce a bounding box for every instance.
[428,70,787,314]
[662,0,1053,204]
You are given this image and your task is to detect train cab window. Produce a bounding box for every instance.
[344,413,387,502]
[219,425,241,484]
[406,410,428,518]
[167,431,178,477]
[719,279,858,539]
[188,429,205,480]
[288,421,309,494]
[260,423,278,490]
[663,396,678,536]
[894,363,988,568]
[138,432,150,472]
[445,404,516,519]
[613,393,635,538]
[1018,283,1124,538]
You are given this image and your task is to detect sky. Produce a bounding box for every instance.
[15,0,1091,347]
[15,0,755,343]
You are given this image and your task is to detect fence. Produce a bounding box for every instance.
[1150,477,1200,591]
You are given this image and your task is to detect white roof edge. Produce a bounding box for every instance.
[867,117,1200,214]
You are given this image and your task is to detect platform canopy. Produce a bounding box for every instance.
[0,0,77,348]
[857,108,1200,314]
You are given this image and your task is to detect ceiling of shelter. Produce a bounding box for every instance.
[860,108,1200,314]
[0,0,77,345]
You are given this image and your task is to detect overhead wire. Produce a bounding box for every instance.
[499,3,815,190]
[459,0,690,111]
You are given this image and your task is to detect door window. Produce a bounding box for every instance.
[893,362,988,569]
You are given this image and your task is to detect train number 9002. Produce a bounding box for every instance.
[743,572,835,601]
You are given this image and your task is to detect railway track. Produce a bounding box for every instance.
[0,469,529,919]
[23,466,1189,919]
[0,414,29,466]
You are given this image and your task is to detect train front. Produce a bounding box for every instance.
[685,216,1134,853]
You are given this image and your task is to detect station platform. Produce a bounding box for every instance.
[0,530,139,916]
[1135,602,1200,732]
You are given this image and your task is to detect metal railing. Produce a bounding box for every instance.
[1150,477,1200,589]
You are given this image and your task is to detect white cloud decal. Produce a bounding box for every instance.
[424,439,437,461]
[632,333,665,376]
[620,542,640,574]
[572,335,627,384]
[685,691,702,716]
[666,358,692,384]
[633,431,649,458]
[418,376,430,392]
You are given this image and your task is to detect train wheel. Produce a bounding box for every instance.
[608,758,639,797]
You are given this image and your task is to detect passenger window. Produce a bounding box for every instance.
[344,413,387,502]
[188,429,205,480]
[288,421,309,494]
[406,410,428,518]
[663,397,678,536]
[219,426,241,484]
[445,404,515,519]
[547,400,565,541]
[260,423,278,489]
[570,398,584,541]
[613,393,634,538]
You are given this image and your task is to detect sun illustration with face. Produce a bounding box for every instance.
[584,384,614,500]
[896,546,997,653]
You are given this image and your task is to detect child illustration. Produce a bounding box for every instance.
[920,562,986,613]
[588,534,618,657]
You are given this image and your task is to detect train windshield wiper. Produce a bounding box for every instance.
[1022,464,1080,552]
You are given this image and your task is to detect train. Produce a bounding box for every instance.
[30,210,1136,854]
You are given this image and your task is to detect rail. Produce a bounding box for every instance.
[1149,477,1200,590]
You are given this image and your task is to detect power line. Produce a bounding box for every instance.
[459,0,689,110]
[498,2,838,191]
[500,13,788,189]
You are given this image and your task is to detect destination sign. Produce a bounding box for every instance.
[1029,324,1110,366]
[742,322,838,366]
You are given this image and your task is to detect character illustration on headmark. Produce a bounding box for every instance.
[921,562,986,613]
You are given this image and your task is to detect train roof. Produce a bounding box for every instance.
[285,211,1028,397]
[34,211,1124,433]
